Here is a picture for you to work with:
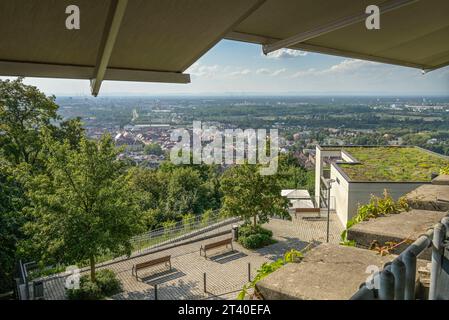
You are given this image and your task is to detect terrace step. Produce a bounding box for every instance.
[347,209,447,260]
[256,244,393,300]
[404,184,449,212]
[431,175,449,186]
[255,243,427,300]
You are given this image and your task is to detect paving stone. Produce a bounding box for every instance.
[38,213,343,300]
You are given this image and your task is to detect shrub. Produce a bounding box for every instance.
[66,269,122,300]
[162,220,177,236]
[441,165,449,175]
[182,213,195,232]
[237,248,305,300]
[239,224,272,238]
[95,269,122,296]
[201,209,213,227]
[340,189,410,246]
[238,224,274,249]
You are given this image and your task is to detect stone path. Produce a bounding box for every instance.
[40,212,343,300]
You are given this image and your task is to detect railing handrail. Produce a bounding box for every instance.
[351,215,449,300]
[132,210,222,240]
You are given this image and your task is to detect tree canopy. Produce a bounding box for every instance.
[23,134,145,281]
[220,164,290,227]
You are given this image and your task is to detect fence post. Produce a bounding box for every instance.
[154,284,158,300]
[203,273,207,293]
[248,263,251,282]
[429,223,445,300]
[379,269,395,300]
[403,250,417,300]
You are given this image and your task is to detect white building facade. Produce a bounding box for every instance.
[315,146,441,228]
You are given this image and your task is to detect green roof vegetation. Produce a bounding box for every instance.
[338,147,449,182]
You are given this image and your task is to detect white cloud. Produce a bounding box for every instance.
[271,68,287,76]
[256,68,271,75]
[186,63,220,78]
[265,49,308,59]
[187,63,252,79]
[256,68,287,77]
[322,59,377,74]
[291,59,380,78]
[228,68,251,77]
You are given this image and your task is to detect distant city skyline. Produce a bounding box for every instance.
[1,40,449,97]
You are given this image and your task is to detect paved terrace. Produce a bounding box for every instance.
[40,212,344,300]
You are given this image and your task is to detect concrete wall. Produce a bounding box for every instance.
[346,182,425,223]
[330,165,350,227]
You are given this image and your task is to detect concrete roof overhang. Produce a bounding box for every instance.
[1,0,448,96]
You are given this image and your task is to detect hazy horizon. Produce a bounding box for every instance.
[2,40,448,97]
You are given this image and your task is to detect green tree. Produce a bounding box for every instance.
[0,78,58,167]
[0,78,66,292]
[165,167,204,217]
[0,160,27,293]
[23,134,145,282]
[220,164,289,228]
[276,153,315,194]
[51,117,85,150]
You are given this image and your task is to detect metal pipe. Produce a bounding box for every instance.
[248,263,251,282]
[441,216,449,234]
[326,180,335,243]
[350,285,376,300]
[350,221,439,300]
[429,223,445,300]
[154,284,158,300]
[391,259,406,300]
[400,229,433,259]
[326,188,330,243]
[379,269,395,300]
[403,250,417,300]
[203,273,207,293]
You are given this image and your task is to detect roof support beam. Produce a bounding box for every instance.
[0,60,190,83]
[227,31,429,70]
[262,0,419,55]
[91,0,129,96]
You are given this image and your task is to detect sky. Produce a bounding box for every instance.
[2,39,449,96]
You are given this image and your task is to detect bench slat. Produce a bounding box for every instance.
[203,238,233,251]
[135,255,171,271]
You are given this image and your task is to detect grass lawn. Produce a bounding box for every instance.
[338,147,449,182]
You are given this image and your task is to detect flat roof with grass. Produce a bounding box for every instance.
[332,146,449,182]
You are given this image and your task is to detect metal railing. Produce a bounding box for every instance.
[130,210,236,254]
[351,215,449,300]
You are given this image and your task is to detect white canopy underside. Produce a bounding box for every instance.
[0,0,448,95]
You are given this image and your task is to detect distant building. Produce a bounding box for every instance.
[114,131,144,152]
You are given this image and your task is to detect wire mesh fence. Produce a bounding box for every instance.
[130,211,239,254]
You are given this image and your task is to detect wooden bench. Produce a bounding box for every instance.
[132,255,171,280]
[200,238,234,259]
